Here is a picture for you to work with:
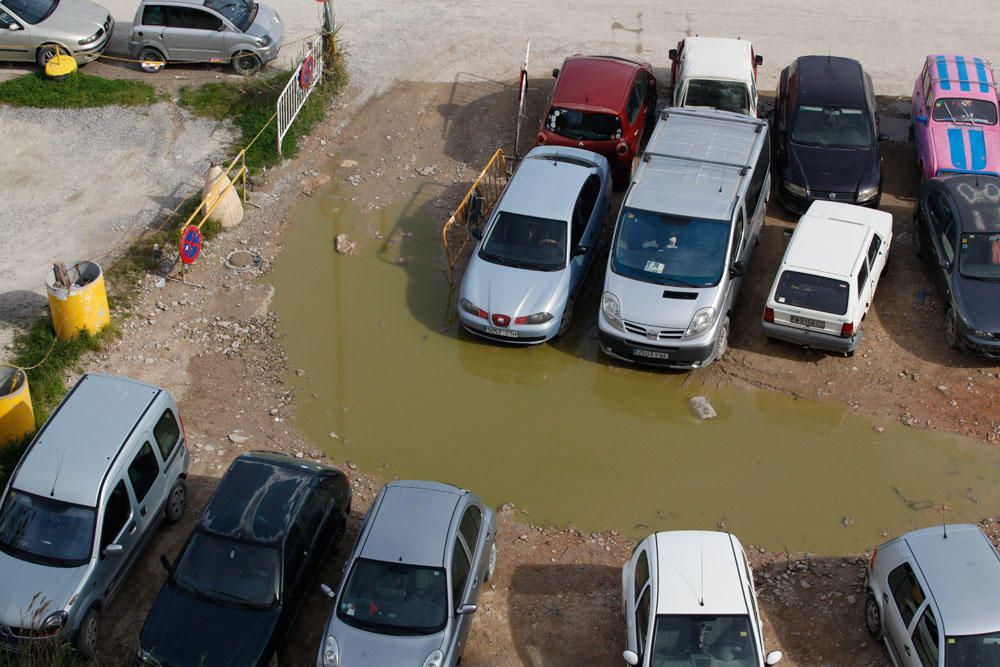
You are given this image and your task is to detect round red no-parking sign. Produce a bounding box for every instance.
[180,225,203,265]
[299,54,316,90]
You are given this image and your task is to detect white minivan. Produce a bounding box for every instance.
[762,201,892,355]
[669,36,762,117]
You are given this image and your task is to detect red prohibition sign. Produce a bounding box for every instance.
[299,54,316,90]
[180,225,203,265]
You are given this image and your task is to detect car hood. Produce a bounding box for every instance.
[461,254,569,319]
[953,276,1000,332]
[329,617,446,664]
[787,142,878,193]
[139,584,278,666]
[929,123,999,174]
[47,0,108,31]
[247,3,282,40]
[604,269,714,329]
[0,551,87,628]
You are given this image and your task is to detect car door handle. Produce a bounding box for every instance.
[128,521,137,535]
[904,646,911,657]
[882,593,889,603]
[140,506,147,517]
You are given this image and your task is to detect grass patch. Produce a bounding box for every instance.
[0,71,156,108]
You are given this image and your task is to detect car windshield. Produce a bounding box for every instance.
[684,79,749,115]
[480,211,567,271]
[650,614,759,667]
[946,630,1000,664]
[2,0,57,24]
[791,105,874,148]
[958,232,1000,280]
[545,107,623,141]
[172,531,279,608]
[204,0,255,31]
[336,558,447,636]
[932,98,998,125]
[774,270,849,315]
[0,489,94,567]
[612,207,729,287]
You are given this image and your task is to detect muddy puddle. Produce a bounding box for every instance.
[270,182,1000,554]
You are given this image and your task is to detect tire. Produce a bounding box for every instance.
[484,542,497,582]
[556,298,575,338]
[75,607,100,660]
[164,480,187,524]
[864,592,883,640]
[35,44,63,68]
[232,51,262,76]
[704,316,730,367]
[945,308,960,350]
[138,47,166,72]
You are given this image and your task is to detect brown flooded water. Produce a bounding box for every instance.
[270,182,1000,554]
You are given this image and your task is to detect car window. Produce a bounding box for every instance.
[912,606,940,667]
[283,523,306,587]
[204,0,254,31]
[153,409,181,462]
[929,191,957,261]
[888,563,926,627]
[636,585,651,653]
[775,271,849,315]
[745,139,770,215]
[685,79,750,115]
[867,234,882,266]
[932,98,998,125]
[921,69,932,107]
[174,531,278,607]
[857,259,869,294]
[572,175,601,248]
[0,9,15,26]
[480,212,567,272]
[1,0,56,24]
[336,559,447,635]
[0,490,95,566]
[458,506,482,552]
[100,481,131,554]
[791,105,873,148]
[127,442,160,503]
[451,538,471,610]
[634,549,649,600]
[298,489,328,540]
[627,72,647,124]
[142,4,166,26]
[732,209,746,258]
[167,5,222,30]
[651,615,759,664]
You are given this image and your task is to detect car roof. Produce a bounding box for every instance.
[678,37,754,86]
[794,56,867,107]
[497,149,593,221]
[902,524,1000,636]
[12,374,160,507]
[628,108,766,220]
[934,174,1000,232]
[653,531,750,615]
[360,481,464,567]
[925,54,997,99]
[199,452,319,546]
[784,202,890,277]
[551,56,643,114]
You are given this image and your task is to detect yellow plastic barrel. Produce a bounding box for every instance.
[45,261,110,340]
[203,164,244,228]
[0,367,34,446]
[44,53,78,79]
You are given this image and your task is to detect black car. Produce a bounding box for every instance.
[773,55,887,213]
[137,451,351,666]
[914,174,1000,358]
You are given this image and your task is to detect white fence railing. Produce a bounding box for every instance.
[277,36,324,155]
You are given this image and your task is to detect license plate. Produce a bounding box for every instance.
[790,315,825,329]
[486,327,518,339]
[634,348,670,360]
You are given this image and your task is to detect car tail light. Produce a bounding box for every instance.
[841,322,855,337]
[616,141,629,156]
[763,307,774,323]
[869,545,878,570]
[537,132,547,145]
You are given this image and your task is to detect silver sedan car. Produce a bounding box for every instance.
[0,0,112,66]
[865,524,1000,666]
[316,480,497,667]
[458,145,611,344]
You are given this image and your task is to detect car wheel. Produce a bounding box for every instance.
[556,298,575,338]
[138,47,166,73]
[75,607,100,659]
[945,308,960,350]
[484,542,497,582]
[232,51,262,76]
[35,44,62,69]
[164,481,187,524]
[704,316,730,367]
[864,592,883,640]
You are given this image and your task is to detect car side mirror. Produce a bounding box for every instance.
[623,650,640,665]
[939,257,952,270]
[916,114,928,125]
[877,133,889,141]
[7,23,21,30]
[755,54,764,66]
[456,604,478,615]
[216,23,225,31]
[320,583,336,599]
[782,228,793,238]
[765,650,784,665]
[571,244,588,257]
[668,48,678,61]
[551,68,559,79]
[730,259,747,277]
[159,554,171,571]
[104,544,124,557]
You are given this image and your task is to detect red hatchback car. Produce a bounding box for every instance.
[537,56,657,187]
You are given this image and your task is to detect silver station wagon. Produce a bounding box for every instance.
[0,0,112,66]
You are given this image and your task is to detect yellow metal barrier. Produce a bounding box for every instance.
[0,368,34,447]
[441,148,509,284]
[178,149,248,246]
[45,261,111,340]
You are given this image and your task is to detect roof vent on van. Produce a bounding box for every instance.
[662,290,698,300]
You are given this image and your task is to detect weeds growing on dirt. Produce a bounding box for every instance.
[0,71,156,108]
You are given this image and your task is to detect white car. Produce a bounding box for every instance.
[621,531,782,667]
[669,36,762,117]
[762,201,892,356]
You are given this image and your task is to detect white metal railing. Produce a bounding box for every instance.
[277,36,324,155]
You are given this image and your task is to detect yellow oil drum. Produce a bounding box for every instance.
[45,261,111,340]
[203,164,244,228]
[0,367,34,446]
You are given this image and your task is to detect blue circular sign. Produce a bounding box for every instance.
[181,225,203,265]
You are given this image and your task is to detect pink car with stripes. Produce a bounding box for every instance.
[912,55,999,179]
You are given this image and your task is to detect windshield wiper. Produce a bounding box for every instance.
[661,276,705,288]
[206,588,255,605]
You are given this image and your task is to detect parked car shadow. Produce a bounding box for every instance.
[507,563,623,667]
[0,290,48,329]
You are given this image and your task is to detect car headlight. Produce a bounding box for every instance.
[322,636,340,667]
[973,329,992,339]
[459,298,487,319]
[422,650,444,667]
[39,610,67,636]
[256,35,272,47]
[78,29,103,45]
[601,292,624,331]
[135,647,152,663]
[685,307,717,338]
[783,180,807,198]
[857,184,879,201]
[517,312,553,325]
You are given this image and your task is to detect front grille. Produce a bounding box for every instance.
[104,15,112,32]
[811,191,855,202]
[623,320,685,340]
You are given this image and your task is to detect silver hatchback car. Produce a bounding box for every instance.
[865,524,1000,666]
[0,0,112,66]
[316,480,497,667]
[127,0,281,75]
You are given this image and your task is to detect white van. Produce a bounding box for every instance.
[669,36,762,117]
[762,201,892,355]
